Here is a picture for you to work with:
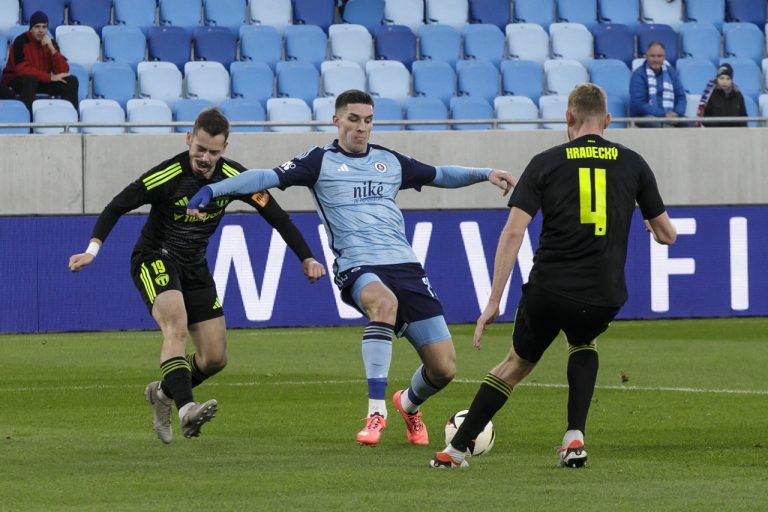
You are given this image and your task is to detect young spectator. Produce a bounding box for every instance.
[629,41,686,127]
[698,63,747,128]
[1,11,79,113]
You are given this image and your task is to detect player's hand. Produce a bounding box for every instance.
[473,302,500,350]
[302,257,326,283]
[489,169,516,196]
[68,253,94,272]
[186,185,213,220]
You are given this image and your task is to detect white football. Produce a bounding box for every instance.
[444,409,495,456]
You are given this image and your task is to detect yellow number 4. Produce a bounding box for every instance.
[579,167,606,236]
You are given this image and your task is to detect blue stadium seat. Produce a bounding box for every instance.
[505,23,549,63]
[538,94,568,129]
[276,61,320,106]
[641,0,684,31]
[725,0,766,27]
[685,0,725,31]
[500,59,543,102]
[556,0,598,31]
[684,92,701,118]
[293,0,335,34]
[514,0,555,32]
[193,26,237,70]
[404,96,449,130]
[372,96,403,130]
[374,24,417,70]
[450,96,492,130]
[425,0,469,31]
[284,24,328,70]
[493,95,539,130]
[22,0,65,32]
[598,0,640,31]
[592,23,635,67]
[456,59,499,104]
[220,98,266,132]
[383,0,425,33]
[720,57,761,101]
[549,22,594,66]
[462,24,504,69]
[723,22,764,64]
[636,23,679,65]
[92,62,136,109]
[544,58,588,95]
[266,97,312,132]
[184,61,230,104]
[0,0,19,35]
[0,99,30,134]
[68,0,111,36]
[758,93,768,117]
[126,98,173,133]
[79,99,126,134]
[239,25,282,72]
[329,24,374,68]
[468,0,510,31]
[0,35,7,67]
[102,25,147,72]
[743,94,758,127]
[680,22,722,65]
[32,98,77,134]
[312,96,336,131]
[55,25,100,74]
[676,57,716,94]
[321,60,366,97]
[67,62,90,102]
[418,24,461,68]
[588,58,630,103]
[159,0,202,36]
[606,96,627,128]
[342,0,385,33]
[147,26,192,72]
[173,98,214,132]
[250,0,292,34]
[204,0,246,37]
[366,60,411,105]
[137,61,184,108]
[230,61,274,105]
[114,0,156,35]
[412,60,456,107]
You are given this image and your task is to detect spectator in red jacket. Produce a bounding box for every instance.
[1,10,79,112]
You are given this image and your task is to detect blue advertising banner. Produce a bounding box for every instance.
[1,206,766,333]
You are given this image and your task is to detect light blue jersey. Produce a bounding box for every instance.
[207,140,491,276]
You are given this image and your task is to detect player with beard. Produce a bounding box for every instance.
[69,108,325,443]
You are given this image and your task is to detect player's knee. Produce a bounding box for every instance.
[366,294,398,322]
[429,361,456,387]
[198,351,228,375]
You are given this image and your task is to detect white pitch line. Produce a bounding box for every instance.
[0,379,766,396]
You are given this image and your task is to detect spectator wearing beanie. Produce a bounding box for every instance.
[700,63,747,128]
[1,10,79,113]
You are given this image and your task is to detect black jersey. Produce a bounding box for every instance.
[92,151,313,266]
[509,134,666,307]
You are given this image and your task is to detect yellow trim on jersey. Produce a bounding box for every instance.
[139,264,157,303]
[221,163,241,178]
[143,163,183,190]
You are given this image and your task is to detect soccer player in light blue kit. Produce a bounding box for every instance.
[187,90,516,447]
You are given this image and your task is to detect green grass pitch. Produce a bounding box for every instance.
[1,318,767,511]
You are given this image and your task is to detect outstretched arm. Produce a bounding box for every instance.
[431,166,516,195]
[187,169,280,220]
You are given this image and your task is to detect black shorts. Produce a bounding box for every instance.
[130,251,223,325]
[512,284,620,363]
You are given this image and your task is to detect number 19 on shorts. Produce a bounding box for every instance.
[579,167,606,236]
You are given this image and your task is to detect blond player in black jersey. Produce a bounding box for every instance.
[431,83,677,469]
[69,108,325,443]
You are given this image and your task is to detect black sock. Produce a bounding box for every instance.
[567,346,599,433]
[187,353,209,388]
[160,356,193,410]
[450,373,512,452]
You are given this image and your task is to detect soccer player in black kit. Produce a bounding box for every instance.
[430,84,677,469]
[69,108,326,443]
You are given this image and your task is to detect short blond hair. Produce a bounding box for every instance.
[567,83,608,122]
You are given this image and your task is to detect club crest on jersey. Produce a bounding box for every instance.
[374,162,387,173]
[155,274,170,287]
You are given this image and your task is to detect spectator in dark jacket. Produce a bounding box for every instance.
[629,41,686,127]
[700,63,747,128]
[1,10,78,113]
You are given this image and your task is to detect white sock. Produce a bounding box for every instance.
[562,429,584,447]
[444,444,466,461]
[178,402,195,421]
[368,399,387,419]
[399,389,419,414]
